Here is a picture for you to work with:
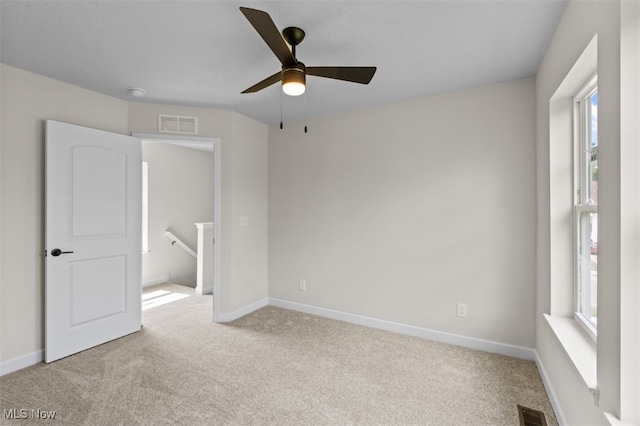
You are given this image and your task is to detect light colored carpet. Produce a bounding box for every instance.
[1,283,557,425]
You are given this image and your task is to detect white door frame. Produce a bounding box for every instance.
[133,133,221,323]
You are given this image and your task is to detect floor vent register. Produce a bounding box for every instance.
[517,405,547,426]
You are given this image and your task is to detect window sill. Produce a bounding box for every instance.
[544,314,597,392]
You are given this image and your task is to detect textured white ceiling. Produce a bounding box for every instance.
[0,0,567,124]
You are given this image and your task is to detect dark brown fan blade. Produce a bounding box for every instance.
[306,67,377,84]
[241,71,281,94]
[240,7,296,67]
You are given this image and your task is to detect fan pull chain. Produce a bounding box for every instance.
[304,90,308,133]
[280,89,283,130]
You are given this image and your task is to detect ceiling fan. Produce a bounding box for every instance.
[239,7,377,97]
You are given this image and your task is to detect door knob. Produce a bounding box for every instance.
[51,248,74,257]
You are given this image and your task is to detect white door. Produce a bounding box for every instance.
[45,120,142,363]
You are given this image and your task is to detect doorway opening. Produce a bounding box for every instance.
[133,133,221,322]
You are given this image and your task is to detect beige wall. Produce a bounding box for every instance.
[535,2,607,424]
[536,0,640,424]
[618,1,640,421]
[128,103,235,313]
[230,113,269,310]
[128,103,269,315]
[269,78,537,348]
[141,142,214,287]
[0,64,129,362]
[0,67,269,366]
[4,9,638,421]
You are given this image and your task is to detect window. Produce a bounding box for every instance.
[574,75,598,337]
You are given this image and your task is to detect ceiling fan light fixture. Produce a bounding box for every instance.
[282,67,305,96]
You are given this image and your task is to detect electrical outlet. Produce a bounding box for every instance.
[456,303,468,318]
[239,216,248,227]
[298,279,306,291]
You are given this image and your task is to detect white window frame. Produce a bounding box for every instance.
[573,74,598,339]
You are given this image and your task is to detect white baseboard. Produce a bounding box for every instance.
[535,350,567,426]
[0,350,43,377]
[1,298,537,380]
[269,298,536,361]
[142,274,170,288]
[603,412,635,426]
[215,297,269,323]
[196,285,213,295]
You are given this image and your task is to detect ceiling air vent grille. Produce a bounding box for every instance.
[158,115,198,135]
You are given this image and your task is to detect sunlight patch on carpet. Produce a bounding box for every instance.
[142,289,190,311]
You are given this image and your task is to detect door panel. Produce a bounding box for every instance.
[69,256,126,326]
[71,146,127,237]
[46,120,141,363]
